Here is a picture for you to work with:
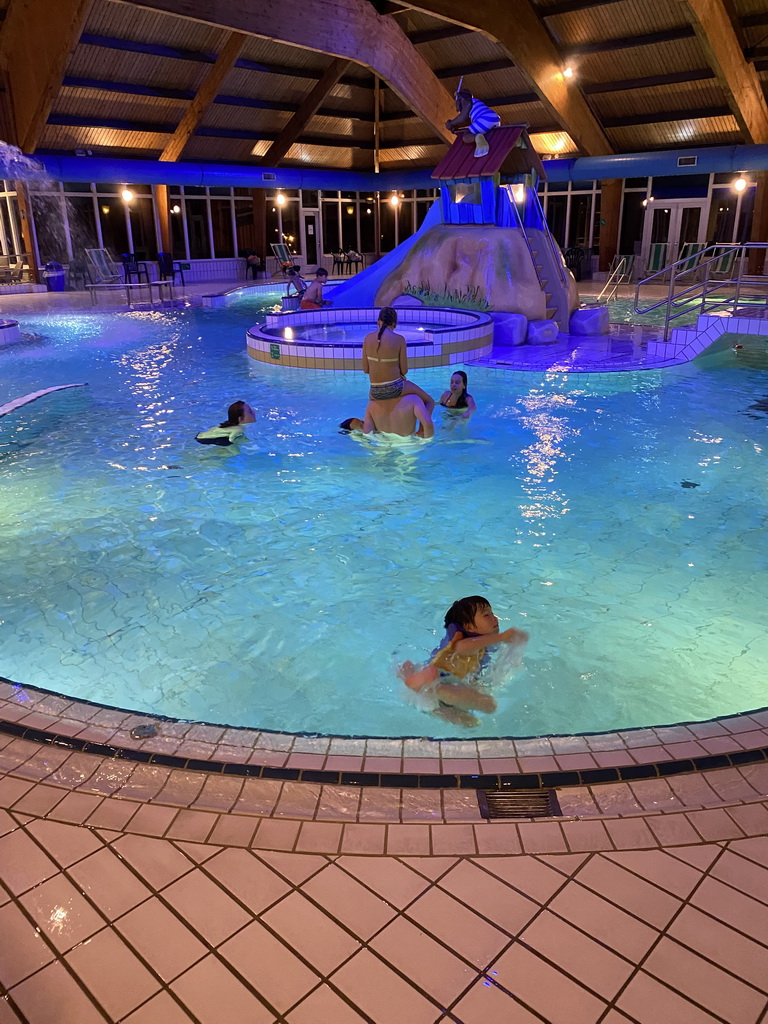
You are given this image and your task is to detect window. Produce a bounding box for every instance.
[98,198,129,258]
[359,203,375,251]
[280,200,300,254]
[546,195,567,246]
[341,202,358,249]
[737,187,755,243]
[619,191,646,256]
[31,193,68,262]
[322,200,340,252]
[379,199,396,251]
[707,195,737,244]
[185,198,210,258]
[568,194,592,248]
[67,196,99,253]
[210,200,235,257]
[129,197,157,259]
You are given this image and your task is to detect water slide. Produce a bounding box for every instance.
[327,200,444,308]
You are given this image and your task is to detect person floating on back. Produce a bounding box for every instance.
[300,268,332,310]
[195,400,256,446]
[445,79,501,158]
[399,596,528,728]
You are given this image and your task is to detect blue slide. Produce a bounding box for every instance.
[328,200,444,307]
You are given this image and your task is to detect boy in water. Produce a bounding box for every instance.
[300,268,332,310]
[399,596,528,728]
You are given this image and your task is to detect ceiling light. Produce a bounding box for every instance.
[563,67,574,79]
[171,204,181,214]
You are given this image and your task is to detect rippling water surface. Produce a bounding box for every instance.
[1,291,767,737]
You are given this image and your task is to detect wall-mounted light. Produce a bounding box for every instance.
[511,183,526,204]
[642,195,655,207]
[101,205,110,215]
[563,66,574,79]
[121,188,134,203]
[346,206,354,215]
[276,192,286,206]
[171,204,181,214]
[389,193,400,207]
[366,207,372,214]
[733,175,747,192]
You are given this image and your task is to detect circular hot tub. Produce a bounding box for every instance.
[246,306,493,369]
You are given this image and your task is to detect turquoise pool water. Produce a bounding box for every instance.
[1,293,767,737]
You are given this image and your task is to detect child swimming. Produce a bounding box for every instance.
[399,595,528,728]
[195,400,256,446]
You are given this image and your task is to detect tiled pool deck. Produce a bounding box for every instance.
[2,679,768,1023]
[3,281,768,1021]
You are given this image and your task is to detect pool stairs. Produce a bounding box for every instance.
[646,309,768,363]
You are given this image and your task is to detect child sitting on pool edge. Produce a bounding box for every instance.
[399,596,528,728]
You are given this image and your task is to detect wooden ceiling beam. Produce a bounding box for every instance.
[683,0,768,143]
[0,0,93,152]
[116,0,455,144]
[401,0,613,155]
[159,30,246,161]
[259,58,350,165]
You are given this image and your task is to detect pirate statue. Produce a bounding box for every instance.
[444,78,501,158]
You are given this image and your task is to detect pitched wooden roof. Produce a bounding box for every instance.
[431,124,545,180]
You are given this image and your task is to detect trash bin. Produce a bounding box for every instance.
[43,261,65,292]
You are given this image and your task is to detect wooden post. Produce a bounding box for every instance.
[155,184,171,254]
[598,178,622,273]
[15,185,39,283]
[749,171,768,275]
[252,189,266,267]
[374,75,381,175]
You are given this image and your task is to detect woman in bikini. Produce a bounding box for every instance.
[361,307,435,412]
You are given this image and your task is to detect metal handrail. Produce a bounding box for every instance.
[634,242,768,340]
[506,186,547,294]
[597,256,629,304]
[530,190,568,288]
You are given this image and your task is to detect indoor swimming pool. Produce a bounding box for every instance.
[1,292,767,738]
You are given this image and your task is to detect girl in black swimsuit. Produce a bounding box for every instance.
[439,370,476,417]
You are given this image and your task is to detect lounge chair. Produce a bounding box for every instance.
[85,248,122,284]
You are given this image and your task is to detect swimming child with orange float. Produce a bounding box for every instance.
[399,596,528,728]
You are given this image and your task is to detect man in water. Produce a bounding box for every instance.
[340,393,434,439]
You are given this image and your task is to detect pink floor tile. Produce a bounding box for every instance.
[262,891,362,975]
[122,991,198,1024]
[206,813,258,847]
[0,827,58,895]
[478,854,567,903]
[561,820,613,852]
[605,849,703,898]
[331,948,439,1024]
[371,916,477,1004]
[192,776,245,813]
[549,880,658,961]
[405,886,508,968]
[629,745,673,763]
[204,848,290,913]
[521,909,634,999]
[646,813,702,847]
[451,978,543,1024]
[337,855,429,908]
[711,848,768,904]
[618,971,723,1023]
[518,821,567,854]
[20,874,105,953]
[340,823,386,854]
[438,859,538,934]
[274,782,321,819]
[363,756,403,773]
[686,808,745,842]
[111,834,194,890]
[315,785,361,822]
[65,927,161,1020]
[662,741,709,760]
[479,758,521,774]
[474,823,523,855]
[692,876,768,947]
[431,823,477,855]
[441,758,481,775]
[604,817,658,850]
[666,844,721,870]
[171,954,274,1024]
[644,936,766,1024]
[357,787,402,822]
[13,784,68,819]
[296,821,343,853]
[442,790,484,822]
[83,797,139,832]
[667,774,723,808]
[575,855,681,929]
[287,985,367,1023]
[491,942,606,1024]
[219,920,320,1014]
[285,752,326,770]
[10,959,106,1024]
[165,809,217,843]
[256,850,328,885]
[629,779,684,812]
[728,837,768,868]
[555,753,598,770]
[251,817,301,852]
[400,788,442,822]
[0,902,55,988]
[518,755,559,772]
[25,818,102,867]
[592,750,637,768]
[301,864,397,939]
[669,904,768,994]
[155,772,206,807]
[68,847,152,918]
[323,755,364,771]
[161,870,251,945]
[403,757,442,774]
[232,778,282,816]
[115,898,207,983]
[124,803,179,837]
[386,823,431,855]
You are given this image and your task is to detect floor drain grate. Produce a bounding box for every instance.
[478,788,561,819]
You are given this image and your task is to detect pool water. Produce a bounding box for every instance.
[1,292,767,737]
[264,322,445,344]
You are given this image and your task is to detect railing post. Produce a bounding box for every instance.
[733,245,744,312]
[664,263,676,341]
[700,254,711,317]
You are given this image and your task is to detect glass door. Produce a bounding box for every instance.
[641,199,707,276]
[302,213,318,266]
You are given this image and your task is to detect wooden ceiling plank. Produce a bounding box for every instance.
[259,58,350,164]
[0,0,94,151]
[159,30,246,160]
[399,0,612,154]
[115,0,456,143]
[684,0,768,143]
